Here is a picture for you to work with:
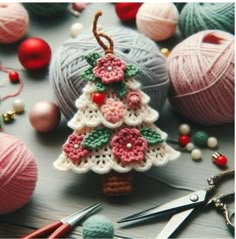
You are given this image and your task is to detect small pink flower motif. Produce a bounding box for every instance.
[101,98,124,123]
[93,54,126,84]
[127,91,142,109]
[111,128,147,164]
[63,134,89,164]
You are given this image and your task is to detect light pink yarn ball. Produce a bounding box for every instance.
[0,3,29,44]
[0,133,37,214]
[136,3,179,41]
[168,30,234,125]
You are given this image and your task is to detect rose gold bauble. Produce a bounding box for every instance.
[29,101,61,132]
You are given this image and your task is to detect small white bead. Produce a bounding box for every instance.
[179,124,191,135]
[70,23,84,38]
[107,66,113,72]
[207,137,218,149]
[74,144,79,149]
[186,142,194,152]
[126,143,132,149]
[12,99,25,113]
[191,149,202,161]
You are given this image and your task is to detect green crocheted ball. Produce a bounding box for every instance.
[83,215,114,239]
[193,131,209,147]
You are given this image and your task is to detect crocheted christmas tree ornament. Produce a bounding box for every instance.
[54,11,180,196]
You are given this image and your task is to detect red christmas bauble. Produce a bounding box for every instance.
[115,3,142,22]
[92,93,105,105]
[9,71,19,83]
[215,155,228,167]
[17,37,51,71]
[178,135,190,147]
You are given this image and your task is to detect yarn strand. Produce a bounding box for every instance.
[0,61,24,101]
[93,11,114,54]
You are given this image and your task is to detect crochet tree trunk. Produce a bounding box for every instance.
[54,11,180,196]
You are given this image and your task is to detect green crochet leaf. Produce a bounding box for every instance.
[140,128,164,146]
[95,81,108,92]
[83,52,101,67]
[113,81,127,97]
[124,64,141,78]
[80,67,97,82]
[82,128,111,150]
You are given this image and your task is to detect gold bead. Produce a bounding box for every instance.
[161,48,170,58]
[2,111,15,123]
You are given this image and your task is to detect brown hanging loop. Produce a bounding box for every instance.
[93,11,114,54]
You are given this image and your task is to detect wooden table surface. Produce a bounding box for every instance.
[0,3,234,239]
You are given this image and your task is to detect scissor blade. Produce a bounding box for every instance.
[155,208,194,239]
[118,190,207,223]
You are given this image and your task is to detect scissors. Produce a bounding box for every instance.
[21,203,101,239]
[118,170,235,238]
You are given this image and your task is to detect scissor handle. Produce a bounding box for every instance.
[207,169,234,191]
[21,221,63,239]
[48,223,71,239]
[213,193,235,233]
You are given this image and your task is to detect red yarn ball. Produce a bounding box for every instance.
[115,3,142,22]
[17,37,51,71]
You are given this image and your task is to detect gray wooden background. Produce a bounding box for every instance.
[0,3,234,239]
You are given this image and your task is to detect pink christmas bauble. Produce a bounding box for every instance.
[29,101,61,132]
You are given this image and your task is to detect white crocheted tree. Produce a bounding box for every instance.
[54,11,180,196]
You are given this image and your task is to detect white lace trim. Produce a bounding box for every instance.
[69,82,158,130]
[53,124,180,174]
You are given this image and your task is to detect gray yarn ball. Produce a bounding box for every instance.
[49,27,169,119]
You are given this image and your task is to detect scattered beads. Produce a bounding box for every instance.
[212,152,227,168]
[191,148,202,161]
[193,131,208,147]
[178,135,190,147]
[207,137,218,149]
[70,22,84,38]
[186,142,194,152]
[161,48,170,58]
[8,71,20,83]
[179,123,191,135]
[12,99,25,113]
[2,111,15,123]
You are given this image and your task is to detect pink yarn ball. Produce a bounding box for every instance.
[168,30,234,125]
[0,133,37,214]
[0,3,29,44]
[136,3,179,41]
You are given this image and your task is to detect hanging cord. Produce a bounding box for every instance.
[0,61,24,101]
[93,11,114,54]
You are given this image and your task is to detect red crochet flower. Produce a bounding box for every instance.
[111,128,147,164]
[93,54,126,84]
[63,134,89,164]
[127,91,142,109]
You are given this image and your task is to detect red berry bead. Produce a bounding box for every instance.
[9,71,19,83]
[212,153,228,168]
[178,135,190,147]
[92,92,105,105]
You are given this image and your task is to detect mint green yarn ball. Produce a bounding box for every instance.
[179,3,234,38]
[83,215,114,239]
[193,131,209,147]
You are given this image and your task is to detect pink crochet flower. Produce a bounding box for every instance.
[127,91,142,109]
[63,134,89,164]
[111,128,147,164]
[93,54,126,84]
[101,98,124,123]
